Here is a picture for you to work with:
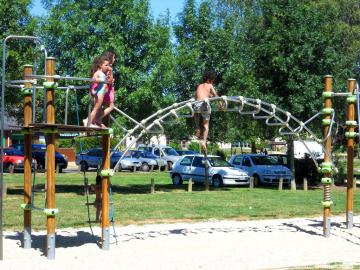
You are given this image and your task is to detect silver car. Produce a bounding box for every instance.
[170,155,250,188]
[127,150,163,171]
[137,144,181,169]
[76,148,141,172]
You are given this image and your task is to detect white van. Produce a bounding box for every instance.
[293,140,324,159]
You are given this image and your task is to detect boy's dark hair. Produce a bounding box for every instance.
[202,70,216,83]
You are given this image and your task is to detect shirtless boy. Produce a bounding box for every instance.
[193,71,220,151]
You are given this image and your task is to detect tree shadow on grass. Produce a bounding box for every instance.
[5,230,101,256]
[6,183,248,196]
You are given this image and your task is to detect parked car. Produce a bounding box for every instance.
[1,148,36,173]
[170,154,250,188]
[137,144,181,169]
[127,150,166,171]
[11,144,68,173]
[76,148,141,172]
[228,154,292,186]
[175,149,198,156]
[269,153,322,184]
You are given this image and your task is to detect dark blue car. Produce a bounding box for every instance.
[11,144,68,173]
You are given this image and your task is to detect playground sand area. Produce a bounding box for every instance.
[1,215,360,270]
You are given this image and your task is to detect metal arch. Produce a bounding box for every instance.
[111,96,328,172]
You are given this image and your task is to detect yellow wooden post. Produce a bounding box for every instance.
[346,78,356,229]
[45,57,57,259]
[101,133,111,250]
[23,65,33,249]
[322,75,333,237]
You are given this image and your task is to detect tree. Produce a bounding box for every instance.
[0,0,37,120]
[39,0,176,127]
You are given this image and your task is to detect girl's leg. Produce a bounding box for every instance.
[103,101,114,118]
[89,95,104,127]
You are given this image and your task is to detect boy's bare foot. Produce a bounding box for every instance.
[100,123,107,128]
[89,123,100,128]
[196,129,201,139]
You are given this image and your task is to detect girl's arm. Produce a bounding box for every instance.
[93,71,105,83]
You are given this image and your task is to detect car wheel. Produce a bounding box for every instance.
[8,164,14,174]
[80,161,88,172]
[167,161,173,171]
[172,174,183,186]
[141,162,150,172]
[254,175,261,187]
[212,175,223,188]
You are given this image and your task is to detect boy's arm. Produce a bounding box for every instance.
[210,86,219,97]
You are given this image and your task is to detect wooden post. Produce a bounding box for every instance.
[23,65,33,249]
[188,177,193,192]
[303,177,308,191]
[150,178,155,194]
[249,177,254,189]
[346,78,356,229]
[322,75,333,237]
[278,177,283,191]
[204,151,209,191]
[45,57,56,259]
[101,132,110,250]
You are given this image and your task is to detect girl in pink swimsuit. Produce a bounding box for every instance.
[101,51,116,119]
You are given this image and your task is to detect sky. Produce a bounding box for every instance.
[30,0,185,20]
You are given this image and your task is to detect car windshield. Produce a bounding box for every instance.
[208,157,231,167]
[163,148,179,156]
[250,156,282,165]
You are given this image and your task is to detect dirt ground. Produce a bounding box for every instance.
[1,215,360,270]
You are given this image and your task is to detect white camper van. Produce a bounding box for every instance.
[293,140,324,159]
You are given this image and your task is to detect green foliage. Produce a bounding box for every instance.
[73,137,103,153]
[169,140,182,150]
[0,0,37,120]
[3,0,360,149]
[57,139,74,148]
[188,140,201,152]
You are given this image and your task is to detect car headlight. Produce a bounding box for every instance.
[16,160,24,164]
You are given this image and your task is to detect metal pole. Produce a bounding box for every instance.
[346,78,356,229]
[23,65,33,249]
[204,150,209,191]
[65,87,69,125]
[45,57,56,259]
[322,75,333,237]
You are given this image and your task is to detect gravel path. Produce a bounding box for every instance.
[1,215,360,270]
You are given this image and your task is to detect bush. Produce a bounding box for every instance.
[215,149,226,159]
[57,139,74,148]
[74,137,103,153]
[169,141,182,150]
[188,141,201,152]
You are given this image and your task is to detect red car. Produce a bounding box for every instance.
[1,148,36,173]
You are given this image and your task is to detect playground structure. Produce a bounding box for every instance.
[0,35,359,259]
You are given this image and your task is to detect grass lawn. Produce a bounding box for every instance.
[2,171,359,230]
